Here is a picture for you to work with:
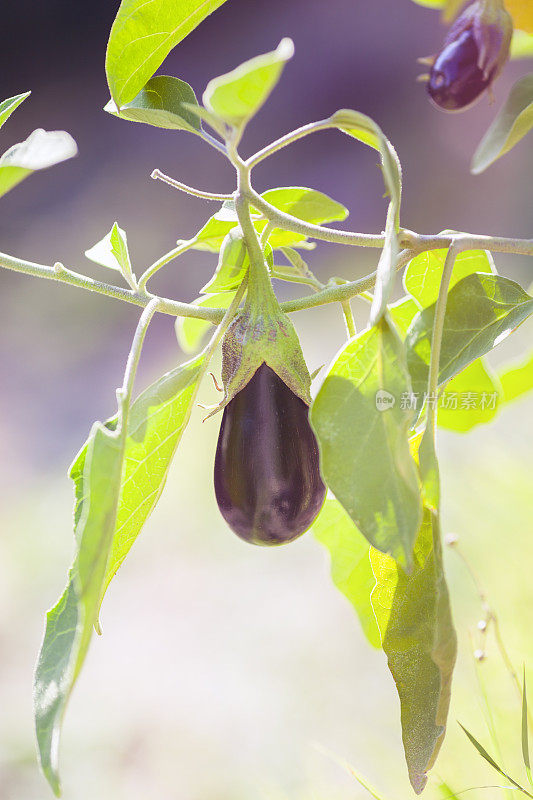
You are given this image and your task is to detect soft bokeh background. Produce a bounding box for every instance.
[1,1,532,798]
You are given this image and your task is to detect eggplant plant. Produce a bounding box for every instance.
[1,0,533,797]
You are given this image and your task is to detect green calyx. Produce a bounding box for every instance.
[218,253,311,410]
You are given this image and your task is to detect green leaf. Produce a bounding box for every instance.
[459,724,533,797]
[438,358,501,432]
[85,223,137,289]
[329,109,402,323]
[99,353,207,605]
[312,499,381,649]
[406,274,533,403]
[498,350,533,404]
[34,352,208,794]
[404,248,496,309]
[106,0,229,107]
[176,293,233,353]
[257,186,349,225]
[471,75,533,174]
[311,317,422,570]
[203,38,294,128]
[0,90,30,130]
[201,227,249,293]
[0,128,77,199]
[34,417,127,796]
[418,427,440,510]
[104,75,201,133]
[511,30,533,59]
[371,512,457,794]
[388,296,419,338]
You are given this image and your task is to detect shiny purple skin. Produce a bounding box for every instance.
[428,29,493,111]
[214,363,326,546]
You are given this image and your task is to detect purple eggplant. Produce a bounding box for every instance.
[424,0,512,112]
[214,363,326,545]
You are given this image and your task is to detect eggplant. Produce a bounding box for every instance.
[214,363,326,545]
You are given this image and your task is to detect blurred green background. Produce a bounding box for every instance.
[1,0,533,798]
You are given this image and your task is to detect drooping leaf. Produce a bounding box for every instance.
[406,274,533,403]
[34,351,208,794]
[329,109,402,323]
[203,38,294,128]
[471,75,533,174]
[0,128,77,199]
[34,417,127,796]
[438,358,501,432]
[311,317,422,570]
[85,222,137,289]
[404,248,496,309]
[99,353,207,604]
[371,512,457,794]
[106,0,229,107]
[498,350,533,404]
[0,90,30,130]
[104,75,201,133]
[176,293,233,353]
[312,498,381,648]
[201,227,249,293]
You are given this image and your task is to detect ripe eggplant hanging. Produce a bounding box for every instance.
[422,0,512,112]
[214,363,326,545]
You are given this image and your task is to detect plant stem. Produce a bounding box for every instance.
[137,238,198,291]
[117,298,161,429]
[245,119,333,169]
[151,168,233,201]
[341,300,357,338]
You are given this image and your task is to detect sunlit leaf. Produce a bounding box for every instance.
[85,223,137,289]
[176,293,233,353]
[0,90,30,130]
[104,75,201,133]
[256,186,348,225]
[406,274,533,405]
[498,350,533,404]
[0,128,77,199]
[203,38,294,127]
[371,512,457,794]
[404,248,496,309]
[311,317,422,570]
[106,0,229,107]
[34,416,127,796]
[329,109,402,323]
[388,296,419,338]
[438,359,501,432]
[312,498,381,648]
[472,75,533,174]
[511,30,533,59]
[201,227,249,293]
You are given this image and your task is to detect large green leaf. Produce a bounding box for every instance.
[329,109,402,323]
[99,353,206,603]
[312,499,381,649]
[404,248,496,309]
[104,75,201,133]
[0,90,30,130]
[311,317,422,570]
[370,512,457,794]
[106,0,229,107]
[176,293,233,353]
[472,75,533,174]
[34,418,127,796]
[203,38,294,128]
[406,274,533,401]
[34,352,207,794]
[0,128,77,199]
